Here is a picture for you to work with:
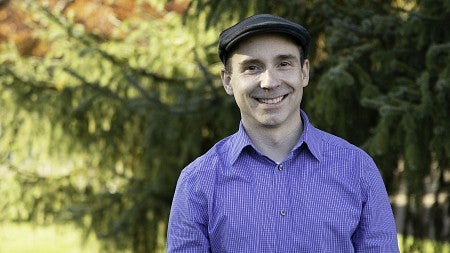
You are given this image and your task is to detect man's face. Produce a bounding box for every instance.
[221,34,309,130]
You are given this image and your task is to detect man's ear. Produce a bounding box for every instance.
[221,69,234,95]
[301,59,310,88]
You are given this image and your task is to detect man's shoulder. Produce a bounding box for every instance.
[310,127,378,181]
[312,127,371,159]
[180,134,235,178]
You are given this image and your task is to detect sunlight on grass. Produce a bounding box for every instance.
[0,222,100,253]
[2,223,449,253]
[398,234,450,253]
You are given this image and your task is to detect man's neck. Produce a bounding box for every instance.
[244,117,303,164]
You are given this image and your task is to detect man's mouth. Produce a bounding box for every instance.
[257,95,286,104]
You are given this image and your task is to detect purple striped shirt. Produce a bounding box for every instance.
[167,111,399,252]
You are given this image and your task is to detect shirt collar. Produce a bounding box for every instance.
[297,110,323,161]
[228,110,323,165]
[227,123,254,165]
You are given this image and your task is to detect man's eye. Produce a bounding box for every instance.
[280,61,291,67]
[242,65,261,73]
[246,65,258,71]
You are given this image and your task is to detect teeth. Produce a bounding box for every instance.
[258,95,284,104]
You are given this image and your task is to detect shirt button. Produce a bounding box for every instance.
[280,210,287,216]
[278,164,283,171]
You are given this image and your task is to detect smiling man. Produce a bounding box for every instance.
[167,14,399,252]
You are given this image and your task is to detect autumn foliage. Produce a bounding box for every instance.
[0,0,189,56]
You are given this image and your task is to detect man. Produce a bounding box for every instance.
[167,14,399,252]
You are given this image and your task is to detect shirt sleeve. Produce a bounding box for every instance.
[166,169,211,253]
[352,157,400,253]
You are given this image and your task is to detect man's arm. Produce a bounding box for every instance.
[167,170,211,253]
[352,158,399,253]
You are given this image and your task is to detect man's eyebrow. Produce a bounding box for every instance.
[237,58,262,69]
[238,58,261,66]
[276,54,299,61]
[237,54,299,69]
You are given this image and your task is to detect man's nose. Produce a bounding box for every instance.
[260,69,280,89]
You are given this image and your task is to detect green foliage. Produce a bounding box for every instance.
[1,0,238,252]
[306,0,450,245]
[1,0,449,252]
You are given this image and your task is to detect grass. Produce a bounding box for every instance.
[0,222,100,253]
[398,234,450,253]
[0,222,448,253]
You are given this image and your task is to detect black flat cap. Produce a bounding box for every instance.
[218,14,310,64]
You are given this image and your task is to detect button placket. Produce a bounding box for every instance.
[274,163,288,218]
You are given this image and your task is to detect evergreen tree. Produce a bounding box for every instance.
[1,0,237,252]
[0,0,448,252]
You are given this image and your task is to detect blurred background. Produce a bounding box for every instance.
[0,0,449,252]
